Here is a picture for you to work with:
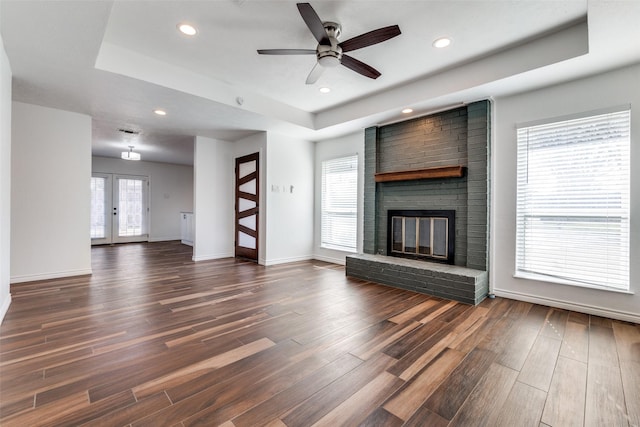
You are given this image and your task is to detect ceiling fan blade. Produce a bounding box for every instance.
[339,25,401,52]
[340,55,381,79]
[257,49,316,55]
[297,3,329,45]
[305,62,325,84]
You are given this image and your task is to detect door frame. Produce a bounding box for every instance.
[90,173,112,245]
[235,153,259,261]
[91,173,149,245]
[112,174,150,244]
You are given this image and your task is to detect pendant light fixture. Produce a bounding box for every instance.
[121,145,141,161]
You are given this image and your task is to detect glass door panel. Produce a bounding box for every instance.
[113,175,148,243]
[91,173,112,245]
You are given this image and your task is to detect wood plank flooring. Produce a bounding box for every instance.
[1,241,638,426]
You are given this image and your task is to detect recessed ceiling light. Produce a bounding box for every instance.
[433,37,451,48]
[177,23,197,36]
[319,87,331,94]
[153,109,167,116]
[402,108,413,114]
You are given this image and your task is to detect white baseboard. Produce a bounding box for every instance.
[10,268,93,284]
[0,293,11,325]
[263,255,313,266]
[192,252,234,262]
[148,236,181,242]
[312,254,346,265]
[493,288,640,324]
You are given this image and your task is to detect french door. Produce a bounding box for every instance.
[91,173,149,245]
[235,153,259,261]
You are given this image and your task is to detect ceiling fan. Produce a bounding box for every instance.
[257,2,401,84]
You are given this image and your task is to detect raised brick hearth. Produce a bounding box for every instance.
[346,254,488,305]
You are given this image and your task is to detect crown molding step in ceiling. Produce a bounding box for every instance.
[1,1,639,164]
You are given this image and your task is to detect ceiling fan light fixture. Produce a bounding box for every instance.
[318,55,340,67]
[121,146,141,161]
[177,23,197,36]
[433,37,451,48]
[317,44,342,68]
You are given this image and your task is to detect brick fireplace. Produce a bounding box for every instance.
[346,101,491,304]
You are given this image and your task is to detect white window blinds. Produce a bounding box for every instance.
[515,108,630,291]
[321,154,358,252]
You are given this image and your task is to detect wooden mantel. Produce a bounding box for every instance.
[374,165,465,183]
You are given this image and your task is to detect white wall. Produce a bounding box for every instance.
[314,131,364,264]
[92,156,193,242]
[0,33,12,323]
[11,102,92,283]
[193,136,234,261]
[492,63,640,323]
[264,133,314,265]
[192,131,313,266]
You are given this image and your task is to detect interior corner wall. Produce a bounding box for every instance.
[193,136,234,261]
[92,156,193,242]
[492,63,640,323]
[264,133,314,266]
[0,34,12,323]
[11,102,92,283]
[313,131,364,265]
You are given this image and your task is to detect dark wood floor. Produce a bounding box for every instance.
[0,241,638,426]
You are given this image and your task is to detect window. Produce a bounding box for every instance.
[516,108,630,291]
[321,154,358,252]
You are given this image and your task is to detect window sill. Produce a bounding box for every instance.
[513,272,634,295]
[320,244,357,253]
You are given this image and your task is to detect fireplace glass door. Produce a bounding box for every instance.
[391,216,449,260]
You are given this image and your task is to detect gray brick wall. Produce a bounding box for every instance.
[465,101,490,271]
[363,126,378,255]
[378,107,468,173]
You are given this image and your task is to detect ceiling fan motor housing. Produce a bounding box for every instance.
[317,22,343,67]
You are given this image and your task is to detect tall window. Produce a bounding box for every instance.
[321,154,358,252]
[516,108,630,291]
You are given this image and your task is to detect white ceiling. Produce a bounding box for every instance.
[1,0,639,166]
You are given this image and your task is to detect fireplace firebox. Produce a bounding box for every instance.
[387,210,455,264]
